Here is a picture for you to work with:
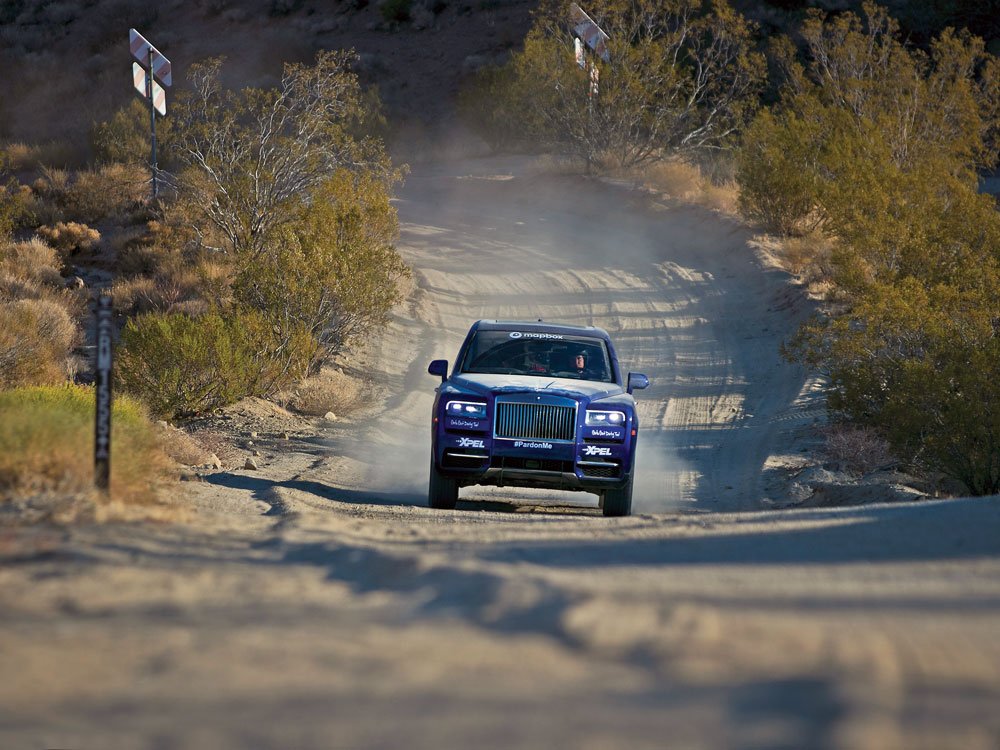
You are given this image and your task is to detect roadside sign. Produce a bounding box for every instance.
[132,62,166,116]
[129,28,172,86]
[570,3,610,63]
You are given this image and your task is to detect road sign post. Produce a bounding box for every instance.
[569,4,609,175]
[129,29,171,203]
[94,294,113,493]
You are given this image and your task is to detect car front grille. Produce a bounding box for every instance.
[494,399,576,442]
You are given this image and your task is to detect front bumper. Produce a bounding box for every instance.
[437,440,632,492]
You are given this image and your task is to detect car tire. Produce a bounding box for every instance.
[602,475,633,517]
[428,458,459,509]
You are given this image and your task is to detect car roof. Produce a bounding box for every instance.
[472,319,612,342]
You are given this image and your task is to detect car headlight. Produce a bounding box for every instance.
[446,401,488,420]
[585,410,626,427]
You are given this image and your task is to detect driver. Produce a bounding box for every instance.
[572,349,599,378]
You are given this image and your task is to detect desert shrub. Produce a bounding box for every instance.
[91,100,173,167]
[233,169,409,361]
[753,4,1000,494]
[0,385,172,519]
[486,0,765,169]
[736,106,827,235]
[156,423,213,467]
[0,150,33,240]
[0,272,46,302]
[0,298,78,388]
[111,276,181,315]
[0,238,63,287]
[278,367,366,416]
[32,164,148,223]
[68,164,148,220]
[2,141,79,170]
[823,423,896,475]
[117,309,316,417]
[739,5,999,236]
[640,159,703,199]
[697,180,739,214]
[36,221,100,254]
[779,231,835,281]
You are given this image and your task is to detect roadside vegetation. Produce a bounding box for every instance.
[117,51,408,416]
[0,49,408,519]
[740,4,1000,495]
[0,386,173,521]
[460,0,1000,495]
[3,0,999,505]
[461,0,766,169]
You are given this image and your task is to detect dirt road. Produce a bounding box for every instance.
[2,157,999,750]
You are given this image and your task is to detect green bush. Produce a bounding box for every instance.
[0,385,170,517]
[755,4,1000,494]
[792,276,1000,495]
[234,170,409,361]
[736,106,826,235]
[117,309,316,417]
[91,99,173,167]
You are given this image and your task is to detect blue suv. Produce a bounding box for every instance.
[428,320,649,516]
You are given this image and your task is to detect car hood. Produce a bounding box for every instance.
[448,373,623,401]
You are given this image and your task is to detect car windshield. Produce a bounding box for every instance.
[460,330,614,382]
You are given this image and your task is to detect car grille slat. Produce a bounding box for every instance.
[495,400,576,442]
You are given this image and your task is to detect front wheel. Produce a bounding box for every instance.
[602,475,633,517]
[428,457,459,509]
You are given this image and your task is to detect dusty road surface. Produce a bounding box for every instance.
[2,157,1000,750]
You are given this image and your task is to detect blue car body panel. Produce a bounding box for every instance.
[429,320,646,494]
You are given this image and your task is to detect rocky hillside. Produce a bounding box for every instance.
[0,0,535,146]
[1,0,994,149]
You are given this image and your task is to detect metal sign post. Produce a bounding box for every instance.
[129,29,171,202]
[147,50,158,199]
[568,4,610,174]
[94,295,113,493]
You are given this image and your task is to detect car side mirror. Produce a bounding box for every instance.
[627,372,649,394]
[428,359,449,382]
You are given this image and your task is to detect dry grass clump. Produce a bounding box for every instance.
[3,140,79,170]
[278,367,367,417]
[31,164,148,223]
[0,298,79,388]
[112,218,228,315]
[156,423,214,467]
[0,238,63,287]
[697,180,740,214]
[112,275,183,315]
[112,259,227,316]
[0,385,180,523]
[779,231,835,284]
[623,158,741,215]
[0,236,82,386]
[640,159,704,199]
[823,423,897,476]
[35,221,100,254]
